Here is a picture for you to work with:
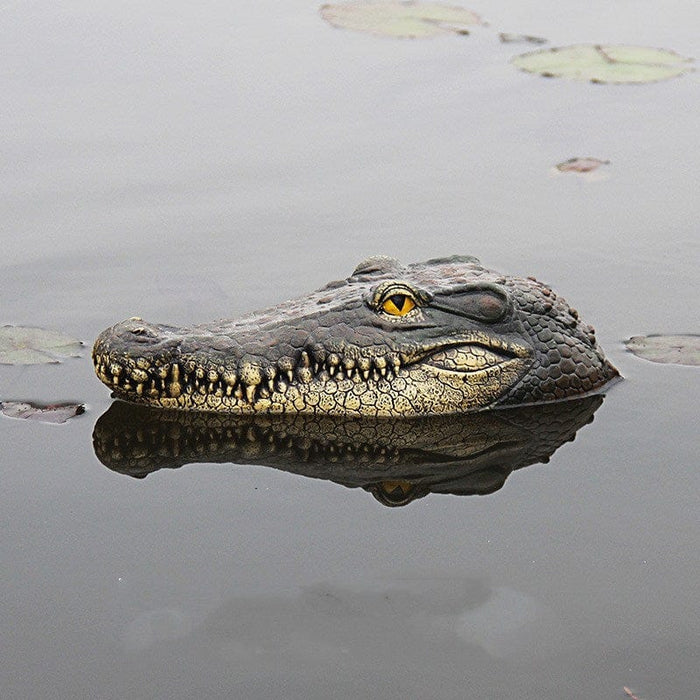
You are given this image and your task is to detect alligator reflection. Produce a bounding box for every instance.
[93,396,604,506]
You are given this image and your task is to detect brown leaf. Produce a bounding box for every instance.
[556,157,610,173]
[499,32,547,45]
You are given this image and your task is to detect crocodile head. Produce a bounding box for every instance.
[92,255,619,416]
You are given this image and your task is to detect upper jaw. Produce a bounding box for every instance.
[93,318,533,409]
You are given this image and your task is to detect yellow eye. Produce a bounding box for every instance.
[382,294,416,316]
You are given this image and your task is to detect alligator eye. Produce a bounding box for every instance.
[382,294,416,316]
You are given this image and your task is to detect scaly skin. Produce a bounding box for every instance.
[92,255,619,416]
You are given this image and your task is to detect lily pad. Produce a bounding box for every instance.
[0,326,83,365]
[624,334,700,366]
[511,44,694,84]
[1,401,85,424]
[319,1,483,38]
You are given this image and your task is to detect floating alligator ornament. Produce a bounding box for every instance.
[93,256,618,416]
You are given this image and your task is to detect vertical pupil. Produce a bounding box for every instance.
[390,295,406,312]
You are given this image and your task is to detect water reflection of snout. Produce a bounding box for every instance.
[93,395,605,506]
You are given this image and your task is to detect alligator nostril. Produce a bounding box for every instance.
[128,328,159,343]
[119,321,160,343]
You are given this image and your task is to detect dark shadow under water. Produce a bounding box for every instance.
[94,395,604,506]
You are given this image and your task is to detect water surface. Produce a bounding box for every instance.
[1,1,698,698]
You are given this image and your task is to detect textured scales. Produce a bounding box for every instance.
[92,256,619,416]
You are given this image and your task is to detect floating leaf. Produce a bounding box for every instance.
[319,1,483,38]
[499,32,547,45]
[512,44,694,84]
[624,334,700,366]
[556,157,610,173]
[0,326,83,365]
[1,401,86,424]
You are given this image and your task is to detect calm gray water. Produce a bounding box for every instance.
[1,1,698,698]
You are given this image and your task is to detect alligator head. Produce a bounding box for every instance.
[92,255,619,416]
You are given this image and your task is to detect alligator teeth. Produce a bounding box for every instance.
[245,384,256,404]
[300,351,311,368]
[375,357,387,378]
[136,383,144,395]
[264,367,277,393]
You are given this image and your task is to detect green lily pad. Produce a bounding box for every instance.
[512,44,694,84]
[624,334,700,366]
[1,401,86,424]
[319,1,483,38]
[0,326,84,365]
